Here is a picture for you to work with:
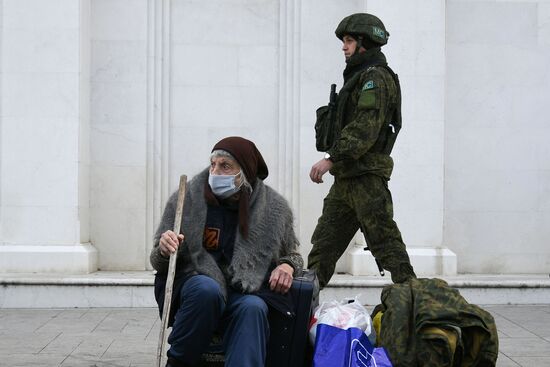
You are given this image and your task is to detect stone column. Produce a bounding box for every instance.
[0,0,97,273]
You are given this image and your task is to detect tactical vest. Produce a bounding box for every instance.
[315,65,402,155]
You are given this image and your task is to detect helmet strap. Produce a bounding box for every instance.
[354,36,364,55]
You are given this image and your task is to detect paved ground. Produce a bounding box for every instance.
[1,305,549,366]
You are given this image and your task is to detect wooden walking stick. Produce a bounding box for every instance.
[157,175,188,367]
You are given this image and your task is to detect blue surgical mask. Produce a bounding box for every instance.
[208,171,243,199]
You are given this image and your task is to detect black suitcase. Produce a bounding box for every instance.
[266,269,319,367]
[200,270,319,367]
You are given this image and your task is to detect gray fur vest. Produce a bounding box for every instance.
[151,169,300,299]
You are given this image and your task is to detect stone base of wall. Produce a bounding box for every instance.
[347,246,457,276]
[1,272,549,307]
[0,243,98,274]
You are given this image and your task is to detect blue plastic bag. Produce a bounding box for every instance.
[313,324,392,367]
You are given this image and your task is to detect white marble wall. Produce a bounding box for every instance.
[0,0,97,273]
[89,0,148,270]
[88,0,285,271]
[168,0,282,188]
[2,0,548,275]
[445,0,550,273]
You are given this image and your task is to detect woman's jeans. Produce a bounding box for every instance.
[167,275,269,367]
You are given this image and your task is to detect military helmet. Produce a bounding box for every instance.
[335,13,389,46]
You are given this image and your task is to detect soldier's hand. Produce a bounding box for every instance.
[309,158,333,184]
[159,230,184,257]
[269,263,294,294]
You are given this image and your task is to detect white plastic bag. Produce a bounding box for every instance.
[309,297,375,345]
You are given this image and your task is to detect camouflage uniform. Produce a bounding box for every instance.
[308,13,416,287]
[372,278,499,367]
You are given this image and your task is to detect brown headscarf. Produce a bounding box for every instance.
[205,136,269,237]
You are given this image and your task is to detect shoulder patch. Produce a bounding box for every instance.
[362,80,375,91]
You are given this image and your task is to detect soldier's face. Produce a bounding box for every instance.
[342,35,357,60]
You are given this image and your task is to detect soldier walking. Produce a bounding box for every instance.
[308,13,416,288]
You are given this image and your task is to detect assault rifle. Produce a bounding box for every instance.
[315,84,339,152]
[326,84,338,141]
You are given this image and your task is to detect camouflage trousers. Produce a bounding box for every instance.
[308,174,416,288]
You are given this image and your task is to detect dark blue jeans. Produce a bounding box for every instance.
[167,275,269,367]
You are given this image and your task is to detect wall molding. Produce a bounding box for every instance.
[145,0,171,268]
[278,0,301,226]
[0,0,4,225]
[145,0,301,257]
[0,244,98,274]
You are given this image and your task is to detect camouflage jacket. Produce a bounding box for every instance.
[326,50,400,180]
[374,278,499,367]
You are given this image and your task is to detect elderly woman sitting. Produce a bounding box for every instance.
[150,136,303,367]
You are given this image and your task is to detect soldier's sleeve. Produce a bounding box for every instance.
[328,69,389,161]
